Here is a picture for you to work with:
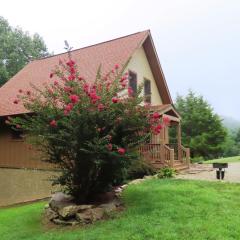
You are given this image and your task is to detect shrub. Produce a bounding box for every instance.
[9,49,167,203]
[127,157,156,180]
[157,167,176,179]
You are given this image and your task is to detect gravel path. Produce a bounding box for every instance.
[176,163,240,183]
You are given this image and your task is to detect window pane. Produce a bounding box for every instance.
[144,79,151,103]
[129,71,137,96]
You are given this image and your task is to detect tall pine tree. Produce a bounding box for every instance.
[175,90,227,160]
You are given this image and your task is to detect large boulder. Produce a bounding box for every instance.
[49,192,74,211]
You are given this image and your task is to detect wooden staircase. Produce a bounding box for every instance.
[173,160,189,171]
[139,144,190,171]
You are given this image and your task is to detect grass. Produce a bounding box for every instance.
[1,179,240,239]
[204,155,240,164]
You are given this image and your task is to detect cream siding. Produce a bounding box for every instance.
[127,47,163,105]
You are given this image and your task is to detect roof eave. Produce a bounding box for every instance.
[141,32,173,104]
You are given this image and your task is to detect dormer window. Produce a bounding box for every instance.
[128,71,137,96]
[144,79,151,103]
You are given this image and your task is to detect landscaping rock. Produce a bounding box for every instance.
[76,207,105,223]
[51,192,74,202]
[112,198,122,207]
[49,192,73,211]
[45,192,123,226]
[99,202,117,214]
[114,186,122,193]
[91,207,104,221]
[128,178,145,185]
[58,205,79,219]
[44,208,58,221]
[143,175,154,179]
[77,204,94,210]
[76,209,93,224]
[53,218,79,226]
[121,184,128,189]
[49,192,74,211]
[58,204,94,219]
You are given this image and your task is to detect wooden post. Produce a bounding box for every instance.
[160,144,164,164]
[170,149,174,167]
[177,123,182,162]
[186,148,190,168]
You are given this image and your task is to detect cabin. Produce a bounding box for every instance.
[0,30,190,206]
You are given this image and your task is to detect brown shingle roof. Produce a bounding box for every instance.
[0,30,149,116]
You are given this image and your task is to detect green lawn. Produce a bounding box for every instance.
[204,155,240,164]
[1,179,240,240]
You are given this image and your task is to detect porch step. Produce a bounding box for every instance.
[173,160,188,171]
[174,164,189,171]
[151,160,189,171]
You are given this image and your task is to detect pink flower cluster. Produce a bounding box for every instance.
[105,135,126,155]
[150,112,171,135]
[89,90,101,104]
[69,94,79,104]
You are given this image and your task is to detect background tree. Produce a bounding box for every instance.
[222,129,240,157]
[234,128,240,144]
[174,90,227,160]
[0,16,49,85]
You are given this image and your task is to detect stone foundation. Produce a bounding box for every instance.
[0,168,58,207]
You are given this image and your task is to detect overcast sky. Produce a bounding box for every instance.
[1,0,240,120]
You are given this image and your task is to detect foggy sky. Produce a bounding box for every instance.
[1,0,240,119]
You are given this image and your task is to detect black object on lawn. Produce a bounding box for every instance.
[212,163,228,180]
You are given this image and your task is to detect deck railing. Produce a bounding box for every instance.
[163,144,174,167]
[139,144,161,162]
[139,144,174,167]
[139,143,190,168]
[180,145,190,167]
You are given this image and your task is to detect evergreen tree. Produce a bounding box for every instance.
[234,128,240,143]
[222,129,240,157]
[175,90,227,159]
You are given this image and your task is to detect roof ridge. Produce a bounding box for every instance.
[36,30,150,61]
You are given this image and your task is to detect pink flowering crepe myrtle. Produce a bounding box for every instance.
[12,57,167,156]
[9,55,173,202]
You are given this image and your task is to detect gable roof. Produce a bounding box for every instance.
[0,30,172,117]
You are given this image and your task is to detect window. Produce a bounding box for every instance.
[128,71,137,96]
[144,79,151,103]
